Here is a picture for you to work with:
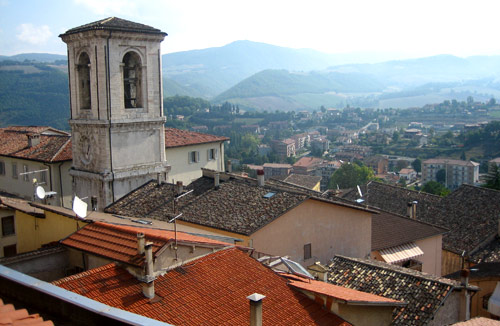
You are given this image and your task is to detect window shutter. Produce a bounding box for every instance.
[196,151,200,162]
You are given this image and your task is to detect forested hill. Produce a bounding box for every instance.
[0,61,70,130]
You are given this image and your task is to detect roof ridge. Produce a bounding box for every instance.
[52,262,117,285]
[375,208,449,232]
[50,137,72,162]
[368,181,443,199]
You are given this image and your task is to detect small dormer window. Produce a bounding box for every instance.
[123,52,143,108]
[77,52,91,110]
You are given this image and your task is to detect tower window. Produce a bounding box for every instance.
[77,52,91,110]
[123,52,143,108]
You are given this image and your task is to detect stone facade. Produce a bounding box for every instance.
[60,18,170,210]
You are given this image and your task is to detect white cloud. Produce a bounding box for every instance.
[16,23,53,45]
[74,0,138,15]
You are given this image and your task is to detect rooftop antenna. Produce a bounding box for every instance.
[169,189,194,258]
[72,195,88,219]
[356,185,364,203]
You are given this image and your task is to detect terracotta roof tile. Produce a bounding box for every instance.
[327,255,462,325]
[164,128,228,148]
[60,222,228,266]
[293,157,324,168]
[286,275,404,305]
[451,317,500,326]
[0,298,54,326]
[54,247,350,326]
[0,126,71,163]
[275,174,322,190]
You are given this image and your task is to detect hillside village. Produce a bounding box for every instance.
[1,17,500,326]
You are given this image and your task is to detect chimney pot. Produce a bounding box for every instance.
[27,134,40,147]
[247,293,265,326]
[137,232,145,255]
[257,170,265,187]
[214,172,220,188]
[176,181,183,194]
[226,160,232,173]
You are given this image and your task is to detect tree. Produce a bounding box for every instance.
[328,163,374,189]
[392,130,400,143]
[483,163,500,190]
[411,158,422,173]
[421,181,451,196]
[436,169,446,184]
[396,160,409,172]
[460,151,466,161]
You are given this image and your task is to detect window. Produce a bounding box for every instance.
[122,52,143,108]
[207,148,217,161]
[0,161,4,175]
[77,52,91,110]
[3,244,16,257]
[12,163,17,179]
[40,169,47,183]
[23,165,29,182]
[1,216,15,236]
[188,151,199,164]
[304,243,312,260]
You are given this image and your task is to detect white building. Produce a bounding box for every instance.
[422,158,479,189]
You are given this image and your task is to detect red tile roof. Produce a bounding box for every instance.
[0,126,71,163]
[0,298,54,326]
[293,156,324,168]
[164,128,229,148]
[285,274,404,306]
[60,222,229,267]
[54,247,351,326]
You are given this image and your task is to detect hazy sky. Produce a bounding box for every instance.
[1,0,500,60]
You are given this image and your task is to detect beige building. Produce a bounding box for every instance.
[422,158,479,189]
[164,128,228,185]
[0,126,72,207]
[271,138,296,157]
[106,170,376,266]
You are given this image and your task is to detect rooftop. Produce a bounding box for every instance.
[371,211,447,251]
[423,158,479,167]
[164,128,228,148]
[293,156,324,168]
[106,172,374,236]
[327,255,468,326]
[263,163,292,169]
[60,17,166,37]
[60,221,229,267]
[445,262,500,280]
[0,126,72,163]
[0,298,54,326]
[53,247,351,326]
[274,174,322,190]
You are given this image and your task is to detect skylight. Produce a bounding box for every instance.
[263,192,276,198]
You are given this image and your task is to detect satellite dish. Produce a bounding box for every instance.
[72,195,88,219]
[35,186,46,199]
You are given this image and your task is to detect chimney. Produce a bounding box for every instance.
[257,170,265,187]
[247,293,265,326]
[176,181,183,195]
[157,173,162,185]
[226,160,232,173]
[142,242,155,299]
[214,172,220,189]
[407,201,417,219]
[137,232,145,255]
[459,269,471,321]
[27,134,40,147]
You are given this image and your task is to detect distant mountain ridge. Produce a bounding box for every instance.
[3,41,500,124]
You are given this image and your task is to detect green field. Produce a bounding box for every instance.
[233,117,264,125]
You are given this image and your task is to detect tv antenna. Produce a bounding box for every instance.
[72,195,88,219]
[355,185,364,203]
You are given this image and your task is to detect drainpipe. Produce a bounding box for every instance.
[214,172,220,189]
[58,162,64,207]
[247,293,265,326]
[459,269,471,321]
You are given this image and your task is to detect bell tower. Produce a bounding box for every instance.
[60,17,170,210]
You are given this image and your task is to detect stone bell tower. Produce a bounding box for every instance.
[60,17,170,211]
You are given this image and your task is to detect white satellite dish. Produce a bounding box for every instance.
[35,186,46,199]
[72,195,88,219]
